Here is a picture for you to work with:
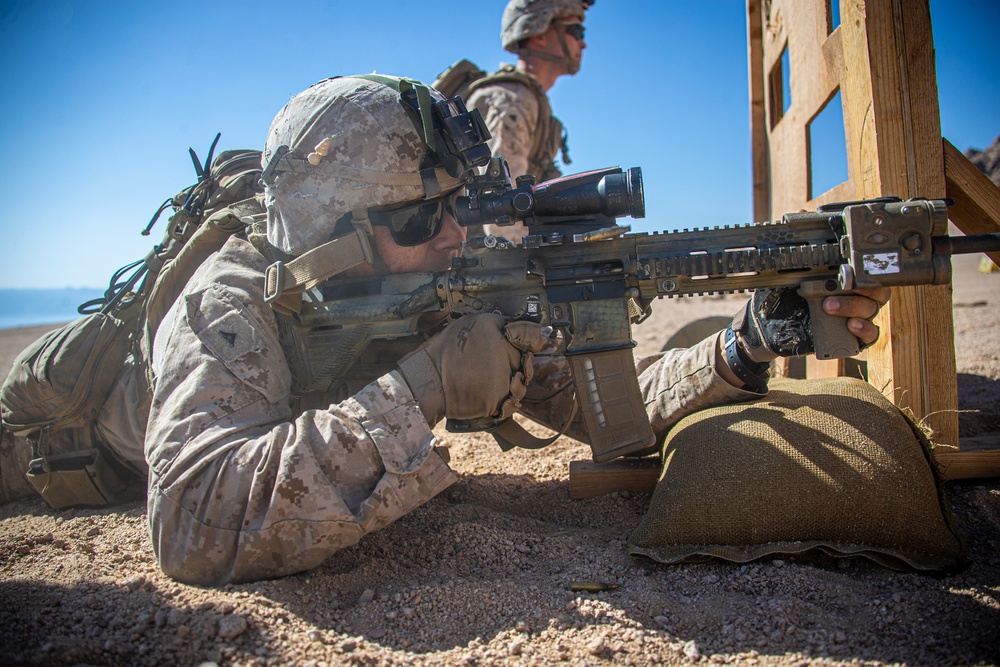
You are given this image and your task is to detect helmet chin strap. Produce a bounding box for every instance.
[518,28,579,75]
[553,25,581,75]
[350,209,389,276]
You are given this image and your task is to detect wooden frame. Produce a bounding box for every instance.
[569,0,1000,497]
[746,0,999,479]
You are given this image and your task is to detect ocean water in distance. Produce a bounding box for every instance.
[0,288,105,330]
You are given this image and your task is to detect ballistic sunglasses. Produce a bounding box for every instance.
[368,189,462,246]
[561,22,585,42]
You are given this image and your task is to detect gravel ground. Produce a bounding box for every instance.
[0,255,998,667]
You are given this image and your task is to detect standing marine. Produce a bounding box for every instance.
[464,0,592,244]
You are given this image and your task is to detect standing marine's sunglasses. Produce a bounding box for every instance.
[368,189,462,246]
[561,22,585,41]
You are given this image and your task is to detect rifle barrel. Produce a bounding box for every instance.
[933,233,1000,256]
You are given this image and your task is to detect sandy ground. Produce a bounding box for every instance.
[1,254,998,666]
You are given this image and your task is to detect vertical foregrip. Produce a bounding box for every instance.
[797,280,861,359]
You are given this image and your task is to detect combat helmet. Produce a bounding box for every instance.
[501,0,593,69]
[260,75,491,257]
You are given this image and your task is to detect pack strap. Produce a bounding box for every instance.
[468,65,558,172]
[353,74,437,152]
[134,198,263,421]
[263,228,374,316]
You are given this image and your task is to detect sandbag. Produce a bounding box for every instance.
[629,377,965,571]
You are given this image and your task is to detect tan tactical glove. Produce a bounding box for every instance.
[397,313,545,425]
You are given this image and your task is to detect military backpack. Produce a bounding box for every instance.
[0,135,264,508]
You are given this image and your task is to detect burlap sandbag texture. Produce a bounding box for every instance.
[629,377,965,571]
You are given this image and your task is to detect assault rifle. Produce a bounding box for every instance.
[299,157,1000,462]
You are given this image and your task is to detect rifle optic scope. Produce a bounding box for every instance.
[455,166,644,229]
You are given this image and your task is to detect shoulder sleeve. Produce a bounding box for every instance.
[639,332,764,437]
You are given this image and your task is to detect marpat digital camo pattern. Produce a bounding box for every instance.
[144,238,457,585]
[465,68,565,244]
[262,76,464,256]
[501,0,591,52]
[138,235,751,584]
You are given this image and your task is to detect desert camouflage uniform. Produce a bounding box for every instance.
[143,237,454,585]
[142,232,756,585]
[466,66,563,185]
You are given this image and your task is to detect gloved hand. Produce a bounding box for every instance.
[731,287,814,364]
[397,313,545,424]
[725,286,890,392]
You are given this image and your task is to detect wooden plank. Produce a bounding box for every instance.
[761,0,847,215]
[568,458,660,499]
[568,444,999,498]
[839,0,958,448]
[806,355,867,380]
[934,450,1000,481]
[943,138,1000,268]
[747,0,769,222]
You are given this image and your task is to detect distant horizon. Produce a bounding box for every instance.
[0,286,104,329]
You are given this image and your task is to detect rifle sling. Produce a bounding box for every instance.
[490,398,579,451]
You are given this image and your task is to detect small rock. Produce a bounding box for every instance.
[587,635,606,655]
[124,575,146,591]
[683,640,700,660]
[217,615,247,640]
[509,637,526,656]
[358,589,375,605]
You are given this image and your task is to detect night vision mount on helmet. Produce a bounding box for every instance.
[258,74,493,318]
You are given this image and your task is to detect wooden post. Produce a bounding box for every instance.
[838,0,958,447]
[943,138,1000,268]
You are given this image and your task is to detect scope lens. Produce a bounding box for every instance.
[597,167,645,219]
[627,167,645,219]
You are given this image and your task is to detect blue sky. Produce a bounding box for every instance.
[1,0,996,289]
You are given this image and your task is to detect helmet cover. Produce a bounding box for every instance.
[501,0,592,53]
[262,76,466,255]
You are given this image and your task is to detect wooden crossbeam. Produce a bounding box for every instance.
[568,458,660,500]
[942,137,1000,255]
